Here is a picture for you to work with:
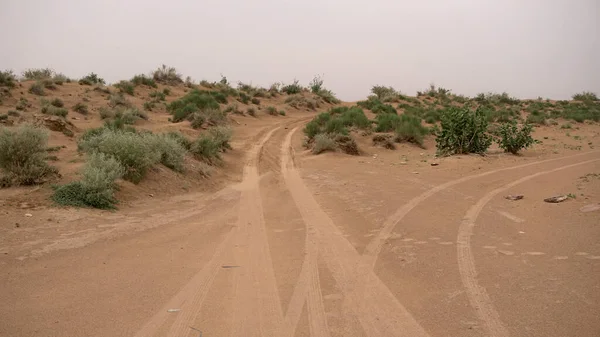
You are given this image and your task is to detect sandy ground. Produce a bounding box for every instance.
[1,112,599,337]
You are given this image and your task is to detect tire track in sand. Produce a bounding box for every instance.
[456,158,600,337]
[134,126,284,337]
[281,127,430,337]
[363,150,600,269]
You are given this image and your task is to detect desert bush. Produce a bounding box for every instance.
[163,88,171,96]
[0,114,7,121]
[204,108,227,126]
[208,126,232,151]
[333,134,359,155]
[166,131,192,150]
[312,134,337,154]
[495,121,535,154]
[315,89,341,104]
[190,135,221,164]
[145,134,186,172]
[266,106,278,115]
[190,113,206,129]
[16,97,31,111]
[309,75,324,93]
[0,124,57,186]
[375,113,401,132]
[52,152,124,209]
[281,79,303,94]
[50,98,64,107]
[372,103,396,115]
[149,90,166,101]
[525,111,548,125]
[372,134,396,149]
[143,101,155,111]
[41,104,68,118]
[0,70,17,88]
[279,110,286,116]
[41,79,57,90]
[79,73,105,85]
[22,68,54,80]
[435,106,492,155]
[153,64,183,85]
[251,97,260,105]
[168,89,220,122]
[238,92,251,104]
[285,95,320,110]
[394,115,429,147]
[339,107,370,129]
[52,73,70,85]
[371,85,401,102]
[115,80,135,95]
[572,91,598,102]
[108,92,132,108]
[8,110,20,117]
[269,83,281,94]
[131,74,157,88]
[247,107,257,117]
[29,82,46,95]
[224,103,243,115]
[78,128,161,183]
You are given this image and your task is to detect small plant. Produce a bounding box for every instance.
[41,105,68,117]
[190,113,205,129]
[143,101,155,111]
[310,75,324,93]
[149,90,166,101]
[79,73,105,85]
[312,134,337,154]
[131,74,157,88]
[29,82,46,96]
[52,152,125,209]
[247,107,257,117]
[393,115,429,147]
[50,98,64,107]
[16,98,31,111]
[114,80,135,95]
[251,97,260,105]
[224,103,243,115]
[0,70,17,88]
[435,106,492,155]
[52,73,70,84]
[8,110,19,117]
[561,123,572,129]
[152,64,183,85]
[495,121,535,154]
[167,89,220,122]
[281,79,303,94]
[266,106,278,115]
[108,93,132,108]
[0,124,57,186]
[22,68,54,80]
[279,110,286,116]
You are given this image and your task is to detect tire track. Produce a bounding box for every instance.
[134,125,285,337]
[456,158,600,337]
[281,127,430,337]
[363,150,600,269]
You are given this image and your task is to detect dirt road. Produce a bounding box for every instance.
[2,116,599,336]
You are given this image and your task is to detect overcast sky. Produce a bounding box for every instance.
[1,0,598,101]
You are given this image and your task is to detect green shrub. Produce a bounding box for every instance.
[108,92,132,108]
[333,134,359,155]
[324,118,348,135]
[16,98,30,111]
[0,70,17,88]
[50,98,64,107]
[375,113,401,132]
[52,73,70,85]
[316,89,341,104]
[152,64,183,85]
[247,107,256,117]
[394,115,429,147]
[149,90,166,101]
[281,80,303,94]
[251,97,260,105]
[22,68,54,80]
[146,134,186,172]
[166,131,192,150]
[115,80,135,95]
[435,107,492,155]
[0,114,7,121]
[339,107,370,129]
[52,152,124,209]
[224,103,242,115]
[304,120,321,140]
[78,129,161,183]
[41,105,68,117]
[143,101,155,111]
[190,136,221,164]
[190,113,205,129]
[238,92,250,104]
[279,110,286,116]
[208,126,232,151]
[266,106,278,115]
[372,103,396,114]
[131,74,157,88]
[8,110,19,117]
[526,113,547,125]
[0,124,56,185]
[29,82,46,96]
[309,75,323,93]
[167,89,220,122]
[572,91,598,102]
[312,134,337,154]
[561,123,572,129]
[495,121,535,154]
[79,73,105,85]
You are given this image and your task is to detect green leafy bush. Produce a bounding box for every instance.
[247,107,256,117]
[0,124,57,185]
[22,68,54,80]
[115,80,135,95]
[50,98,64,107]
[266,106,278,115]
[281,80,303,94]
[131,74,157,88]
[572,91,598,102]
[79,73,105,85]
[29,82,46,95]
[41,105,68,117]
[149,90,166,101]
[108,93,132,108]
[312,134,337,154]
[394,115,429,147]
[146,134,187,172]
[495,121,535,154]
[167,89,220,122]
[0,70,16,88]
[52,153,124,209]
[435,107,492,155]
[152,64,183,85]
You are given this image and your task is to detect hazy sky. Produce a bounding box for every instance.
[1,0,598,101]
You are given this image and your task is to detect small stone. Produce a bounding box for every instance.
[412,171,419,174]
[430,162,439,166]
[580,203,600,213]
[505,194,524,201]
[400,161,407,165]
[148,193,154,197]
[24,213,32,217]
[15,223,20,228]
[544,195,568,203]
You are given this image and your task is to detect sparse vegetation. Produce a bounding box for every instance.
[131,74,157,88]
[436,106,492,155]
[247,107,257,117]
[41,104,68,118]
[79,73,105,86]
[16,98,31,111]
[189,126,232,165]
[0,70,17,88]
[153,64,183,85]
[167,89,221,122]
[50,98,64,107]
[572,91,598,102]
[266,106,278,116]
[285,95,320,110]
[0,124,57,186]
[312,134,337,154]
[281,79,303,94]
[114,80,135,96]
[28,82,46,96]
[22,68,54,80]
[108,93,132,108]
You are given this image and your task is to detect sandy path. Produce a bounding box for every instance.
[2,117,599,337]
